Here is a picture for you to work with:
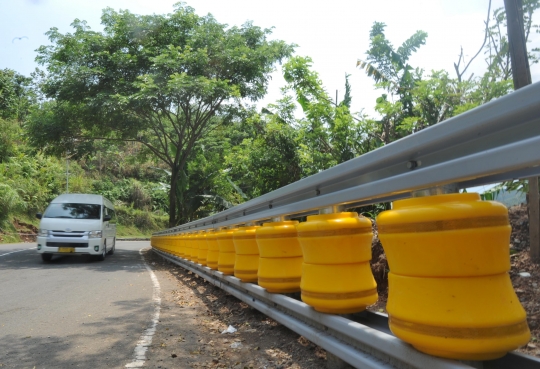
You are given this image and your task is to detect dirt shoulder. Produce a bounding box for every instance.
[143,250,327,369]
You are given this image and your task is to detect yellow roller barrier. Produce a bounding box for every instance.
[206,230,219,269]
[256,220,302,293]
[217,228,237,275]
[297,212,377,314]
[377,193,530,360]
[191,232,200,263]
[234,225,260,283]
[178,233,186,258]
[184,233,194,262]
[197,231,208,266]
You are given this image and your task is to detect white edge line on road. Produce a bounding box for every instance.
[125,248,162,368]
[0,247,36,257]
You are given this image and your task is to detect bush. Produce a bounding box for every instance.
[0,118,19,162]
[0,183,25,222]
[133,211,155,230]
[114,205,167,233]
[128,181,152,210]
[68,174,94,194]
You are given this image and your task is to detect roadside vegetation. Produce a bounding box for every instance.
[1,1,539,243]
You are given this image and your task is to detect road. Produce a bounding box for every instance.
[0,241,158,369]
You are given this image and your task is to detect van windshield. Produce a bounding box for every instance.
[43,203,101,220]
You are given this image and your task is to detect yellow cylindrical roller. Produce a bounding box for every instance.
[217,228,237,275]
[297,212,377,314]
[177,233,185,258]
[206,230,219,269]
[184,233,194,262]
[190,232,200,262]
[256,220,302,293]
[377,193,530,360]
[233,225,260,282]
[197,231,208,266]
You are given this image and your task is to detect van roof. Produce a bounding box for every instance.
[51,194,111,206]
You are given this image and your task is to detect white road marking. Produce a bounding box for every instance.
[0,247,36,257]
[125,248,161,368]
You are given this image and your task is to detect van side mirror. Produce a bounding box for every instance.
[103,214,112,221]
[36,213,42,219]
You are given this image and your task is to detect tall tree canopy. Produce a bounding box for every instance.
[0,68,35,122]
[29,3,294,226]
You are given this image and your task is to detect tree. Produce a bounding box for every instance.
[282,56,367,174]
[357,22,428,144]
[356,21,513,144]
[358,22,428,118]
[0,68,35,123]
[484,0,540,80]
[29,4,294,226]
[224,104,302,198]
[453,0,540,82]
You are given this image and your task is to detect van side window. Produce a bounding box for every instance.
[106,207,116,223]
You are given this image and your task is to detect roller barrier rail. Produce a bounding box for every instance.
[153,249,540,369]
[156,81,540,233]
[151,81,540,367]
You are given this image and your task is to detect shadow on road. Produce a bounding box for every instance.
[0,242,151,274]
[0,297,152,368]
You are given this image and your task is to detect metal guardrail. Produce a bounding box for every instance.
[156,81,540,234]
[153,249,540,369]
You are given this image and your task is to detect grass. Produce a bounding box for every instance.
[116,224,153,238]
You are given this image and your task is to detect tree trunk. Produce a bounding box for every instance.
[504,0,539,263]
[168,167,179,228]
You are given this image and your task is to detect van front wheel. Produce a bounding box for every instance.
[107,238,115,255]
[41,253,53,262]
[97,246,106,261]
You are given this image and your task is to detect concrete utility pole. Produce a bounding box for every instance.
[504,0,540,263]
[66,151,70,194]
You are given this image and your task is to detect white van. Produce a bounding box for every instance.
[36,194,117,262]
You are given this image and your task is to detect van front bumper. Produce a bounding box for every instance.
[36,234,104,255]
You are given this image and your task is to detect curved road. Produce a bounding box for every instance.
[0,241,158,369]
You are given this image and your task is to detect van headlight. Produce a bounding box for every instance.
[38,229,48,237]
[89,230,102,238]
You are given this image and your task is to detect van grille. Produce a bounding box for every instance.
[51,231,85,238]
[47,242,89,248]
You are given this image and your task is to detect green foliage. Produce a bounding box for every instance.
[358,22,427,116]
[0,118,23,162]
[0,184,25,228]
[282,56,369,174]
[0,153,66,215]
[225,112,302,198]
[92,177,169,213]
[114,206,167,233]
[0,69,35,122]
[354,202,391,219]
[358,19,516,145]
[30,4,294,226]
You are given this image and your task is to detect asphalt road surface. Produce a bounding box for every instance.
[0,241,157,369]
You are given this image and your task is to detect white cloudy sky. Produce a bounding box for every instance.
[1,0,539,115]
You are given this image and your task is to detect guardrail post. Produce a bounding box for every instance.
[326,352,354,369]
[529,178,540,262]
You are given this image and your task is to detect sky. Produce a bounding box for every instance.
[1,0,540,116]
